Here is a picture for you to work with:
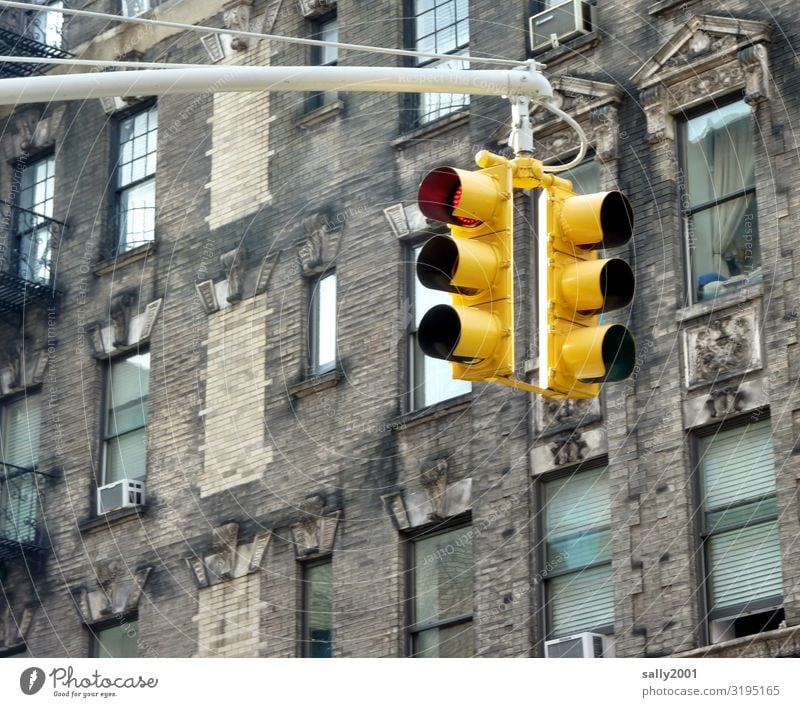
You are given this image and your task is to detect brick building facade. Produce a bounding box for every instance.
[0,0,799,658]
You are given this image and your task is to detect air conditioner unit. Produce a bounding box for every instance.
[545,632,614,658]
[97,479,146,515]
[529,0,596,53]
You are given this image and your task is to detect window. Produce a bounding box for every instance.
[307,14,338,110]
[13,154,55,284]
[559,158,600,195]
[410,244,471,409]
[0,395,41,545]
[91,619,138,657]
[680,99,758,303]
[543,466,613,638]
[410,525,474,657]
[115,104,157,254]
[300,560,333,657]
[696,419,783,640]
[103,353,150,485]
[409,0,469,128]
[121,0,161,17]
[28,1,64,49]
[308,272,337,374]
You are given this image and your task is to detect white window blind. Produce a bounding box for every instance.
[698,421,783,616]
[105,354,149,483]
[544,467,613,637]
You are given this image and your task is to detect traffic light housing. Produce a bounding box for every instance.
[415,155,514,382]
[538,180,636,399]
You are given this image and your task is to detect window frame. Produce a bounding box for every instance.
[11,150,56,285]
[88,613,139,658]
[676,93,758,305]
[404,0,470,130]
[112,101,158,256]
[306,11,339,112]
[537,459,614,642]
[100,350,150,488]
[299,556,333,658]
[308,269,337,376]
[404,516,474,658]
[690,411,783,642]
[120,0,161,17]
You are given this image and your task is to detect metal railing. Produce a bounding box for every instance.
[0,461,47,563]
[0,5,71,79]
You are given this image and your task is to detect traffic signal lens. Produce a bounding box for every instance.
[599,258,635,311]
[600,324,636,382]
[562,323,635,384]
[416,235,499,296]
[417,304,501,365]
[452,186,481,226]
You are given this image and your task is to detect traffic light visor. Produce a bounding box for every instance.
[418,167,501,227]
[560,191,634,249]
[418,304,501,364]
[562,323,636,383]
[560,257,635,316]
[416,235,500,296]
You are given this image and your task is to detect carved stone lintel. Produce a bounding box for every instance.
[88,325,105,357]
[248,531,273,572]
[550,429,589,467]
[290,495,340,558]
[538,396,601,435]
[0,605,35,652]
[640,85,673,144]
[206,522,239,581]
[220,248,244,302]
[196,280,220,314]
[297,0,337,18]
[298,213,342,276]
[381,492,410,530]
[383,204,410,238]
[186,556,209,588]
[110,291,136,348]
[420,459,448,521]
[223,0,254,51]
[71,565,152,623]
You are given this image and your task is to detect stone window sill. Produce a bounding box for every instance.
[674,625,800,658]
[394,393,473,431]
[289,367,342,398]
[94,242,156,276]
[530,32,600,67]
[78,505,147,533]
[675,283,763,324]
[297,99,344,129]
[393,110,469,150]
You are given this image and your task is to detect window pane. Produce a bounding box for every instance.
[413,622,473,657]
[706,495,777,534]
[547,564,614,637]
[313,273,337,370]
[2,395,41,469]
[107,354,150,421]
[302,562,333,658]
[318,18,338,64]
[414,527,473,627]
[544,466,610,552]
[118,178,156,250]
[105,429,147,483]
[560,160,601,195]
[0,473,37,544]
[417,54,470,125]
[691,193,759,301]
[94,622,138,658]
[698,420,776,512]
[707,522,783,613]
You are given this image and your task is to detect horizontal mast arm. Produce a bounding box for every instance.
[0,64,553,106]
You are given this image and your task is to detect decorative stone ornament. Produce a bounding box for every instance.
[537,396,601,435]
[71,565,152,623]
[0,106,67,161]
[382,466,472,530]
[220,248,244,302]
[549,429,589,466]
[196,280,220,314]
[683,378,769,429]
[0,604,35,655]
[254,252,280,294]
[0,343,49,397]
[86,297,163,357]
[185,523,272,588]
[705,386,746,418]
[290,494,341,557]
[110,291,136,347]
[297,0,337,18]
[420,459,448,521]
[223,0,254,51]
[631,14,772,142]
[298,213,342,276]
[684,306,761,388]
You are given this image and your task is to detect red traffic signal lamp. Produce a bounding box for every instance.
[415,154,514,382]
[538,180,636,399]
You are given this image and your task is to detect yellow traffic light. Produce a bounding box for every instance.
[538,180,636,399]
[416,153,514,382]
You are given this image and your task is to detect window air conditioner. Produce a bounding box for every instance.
[529,0,596,53]
[97,479,146,514]
[545,632,614,658]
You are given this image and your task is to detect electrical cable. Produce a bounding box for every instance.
[539,101,588,172]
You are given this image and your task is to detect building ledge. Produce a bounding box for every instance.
[674,625,800,658]
[78,505,147,533]
[530,31,600,68]
[289,367,342,399]
[649,0,698,16]
[94,242,156,276]
[393,110,469,150]
[394,393,473,431]
[297,99,344,129]
[675,283,763,324]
